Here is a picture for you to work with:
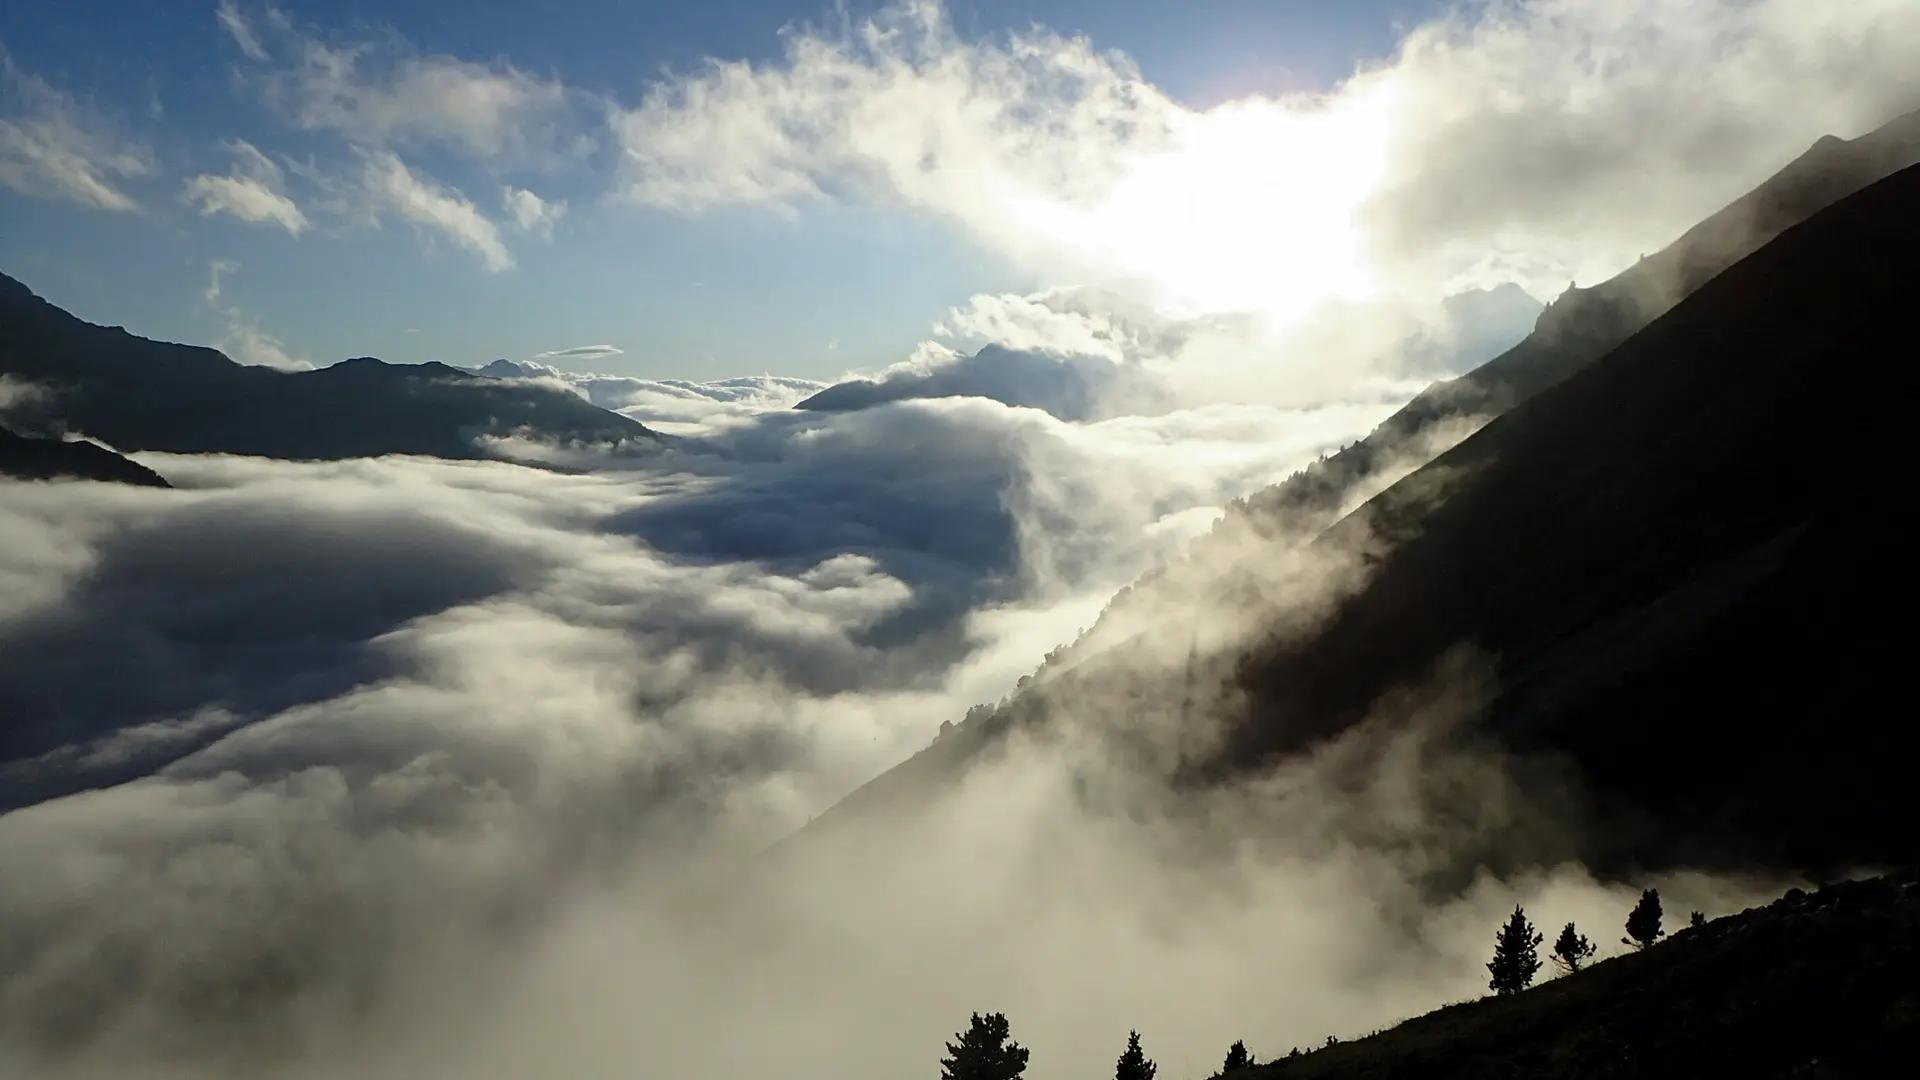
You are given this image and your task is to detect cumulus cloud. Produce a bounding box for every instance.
[614,0,1920,316]
[185,139,309,234]
[359,148,513,270]
[0,52,152,212]
[503,185,566,235]
[1353,0,1920,290]
[217,0,584,164]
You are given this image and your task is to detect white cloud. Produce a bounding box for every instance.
[219,1,581,163]
[200,260,314,370]
[503,185,566,235]
[0,417,1787,1076]
[0,53,152,212]
[218,318,311,371]
[360,148,514,271]
[934,288,1215,366]
[0,375,48,414]
[215,0,269,62]
[613,0,1920,317]
[184,139,309,234]
[532,344,621,361]
[1351,0,1920,291]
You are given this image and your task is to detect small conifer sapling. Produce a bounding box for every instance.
[1487,905,1545,994]
[941,1012,1030,1080]
[1624,888,1665,950]
[1551,922,1597,975]
[1114,1031,1158,1080]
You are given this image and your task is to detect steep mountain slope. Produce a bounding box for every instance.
[784,156,1920,879]
[1224,158,1918,874]
[0,426,169,487]
[1232,106,1920,539]
[0,272,663,461]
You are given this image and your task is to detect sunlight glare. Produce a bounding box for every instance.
[1034,88,1395,326]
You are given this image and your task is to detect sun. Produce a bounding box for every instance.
[1016,87,1396,328]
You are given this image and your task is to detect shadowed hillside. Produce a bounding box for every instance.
[0,426,169,487]
[0,272,664,462]
[780,148,1920,881]
[1230,106,1920,541]
[1223,157,1920,875]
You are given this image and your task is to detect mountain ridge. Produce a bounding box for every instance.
[771,123,1920,881]
[0,273,666,462]
[0,426,170,487]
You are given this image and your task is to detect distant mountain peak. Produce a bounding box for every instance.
[477,359,534,379]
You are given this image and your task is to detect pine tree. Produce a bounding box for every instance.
[941,1012,1030,1080]
[1487,904,1544,995]
[1623,888,1664,950]
[1114,1030,1158,1080]
[1220,1039,1255,1072]
[1550,922,1597,975]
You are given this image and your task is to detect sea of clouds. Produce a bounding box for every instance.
[8,0,1920,1074]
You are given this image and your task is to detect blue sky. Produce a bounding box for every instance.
[0,0,1445,380]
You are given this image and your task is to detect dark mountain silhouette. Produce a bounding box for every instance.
[778,138,1920,880]
[474,358,536,379]
[1243,872,1920,1079]
[0,426,169,487]
[794,343,1174,422]
[0,272,664,461]
[1217,157,1919,875]
[1236,106,1920,539]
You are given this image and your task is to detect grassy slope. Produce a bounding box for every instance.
[1241,873,1920,1080]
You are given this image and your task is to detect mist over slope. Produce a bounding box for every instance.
[792,141,1920,884]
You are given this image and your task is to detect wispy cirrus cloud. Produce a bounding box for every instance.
[359,148,514,271]
[216,0,587,165]
[0,53,152,212]
[184,139,309,235]
[201,259,314,370]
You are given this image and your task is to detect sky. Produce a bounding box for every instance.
[0,0,1446,380]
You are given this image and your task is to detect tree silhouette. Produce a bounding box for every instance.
[1690,910,1706,928]
[1624,888,1665,950]
[1220,1039,1256,1072]
[1114,1030,1157,1080]
[1550,922,1597,975]
[1487,905,1545,994]
[941,1012,1030,1080]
